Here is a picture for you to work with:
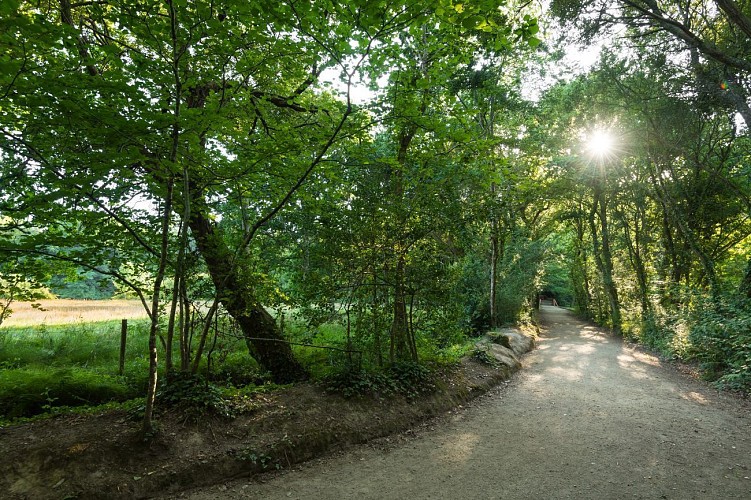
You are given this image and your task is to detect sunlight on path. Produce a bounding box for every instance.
[173,306,751,500]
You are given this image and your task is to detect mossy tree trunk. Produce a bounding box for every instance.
[188,207,307,383]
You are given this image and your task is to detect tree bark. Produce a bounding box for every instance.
[649,165,718,293]
[388,114,418,362]
[188,207,307,383]
[715,0,751,40]
[618,208,651,316]
[390,253,412,362]
[571,208,592,316]
[142,181,174,436]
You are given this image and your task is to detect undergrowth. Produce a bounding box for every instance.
[629,295,751,394]
[471,346,500,368]
[322,361,436,400]
[0,310,475,420]
[156,373,235,420]
[686,297,751,392]
[0,367,137,419]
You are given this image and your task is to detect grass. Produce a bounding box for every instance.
[0,367,134,419]
[0,314,154,421]
[0,300,475,421]
[3,299,148,327]
[0,300,278,421]
[0,318,152,369]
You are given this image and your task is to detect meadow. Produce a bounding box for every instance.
[3,299,149,327]
[0,300,251,422]
[0,299,376,422]
[0,299,474,423]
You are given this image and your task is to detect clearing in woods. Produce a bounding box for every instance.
[170,305,751,500]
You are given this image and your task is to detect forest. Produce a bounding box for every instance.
[0,0,750,436]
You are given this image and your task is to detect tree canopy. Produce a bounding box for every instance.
[1,0,750,428]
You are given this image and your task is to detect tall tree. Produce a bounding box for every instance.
[0,0,455,382]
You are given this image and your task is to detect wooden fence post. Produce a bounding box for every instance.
[119,319,127,376]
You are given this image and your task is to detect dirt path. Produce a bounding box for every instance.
[170,306,751,499]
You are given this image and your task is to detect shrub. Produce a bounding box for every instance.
[472,345,500,368]
[687,297,751,392]
[0,367,134,419]
[204,351,267,387]
[322,361,435,400]
[157,373,234,419]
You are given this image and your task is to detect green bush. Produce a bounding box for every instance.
[322,361,435,400]
[157,373,234,419]
[205,351,266,387]
[637,313,676,355]
[0,367,135,419]
[687,297,751,392]
[472,345,500,367]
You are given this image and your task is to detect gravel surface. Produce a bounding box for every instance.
[171,305,751,500]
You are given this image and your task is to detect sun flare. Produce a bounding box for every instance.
[585,129,615,160]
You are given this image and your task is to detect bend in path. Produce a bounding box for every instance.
[174,305,751,499]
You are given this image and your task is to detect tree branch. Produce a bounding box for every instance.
[621,0,751,72]
[715,0,751,40]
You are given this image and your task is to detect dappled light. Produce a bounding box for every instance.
[617,354,653,380]
[432,432,481,466]
[548,365,585,381]
[2,0,751,496]
[681,391,709,405]
[222,307,750,500]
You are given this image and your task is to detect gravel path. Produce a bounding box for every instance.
[173,305,751,499]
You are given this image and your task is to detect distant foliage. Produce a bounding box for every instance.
[48,270,115,300]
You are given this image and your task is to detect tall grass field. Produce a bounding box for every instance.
[0,300,473,423]
[0,299,252,422]
[3,299,149,327]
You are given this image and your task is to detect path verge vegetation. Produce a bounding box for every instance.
[0,327,535,499]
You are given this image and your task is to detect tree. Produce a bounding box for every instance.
[0,0,448,383]
[1,4,545,433]
[552,0,751,125]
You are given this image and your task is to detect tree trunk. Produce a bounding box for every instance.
[650,165,718,293]
[390,254,411,362]
[597,191,622,334]
[188,207,307,383]
[589,184,622,334]
[388,116,417,362]
[619,209,651,316]
[572,210,592,316]
[489,183,499,328]
[142,183,174,436]
[371,263,384,366]
[741,257,751,298]
[632,236,650,316]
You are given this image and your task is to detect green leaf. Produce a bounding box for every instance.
[0,0,21,15]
